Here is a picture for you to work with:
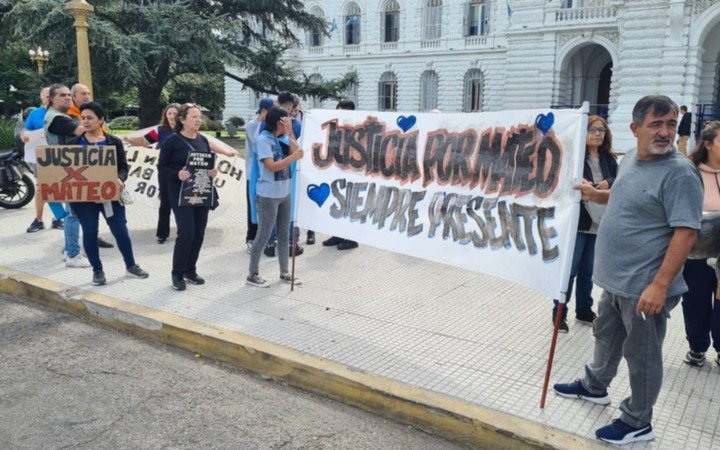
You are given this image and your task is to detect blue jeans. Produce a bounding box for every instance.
[72,202,136,272]
[63,203,81,258]
[554,232,596,319]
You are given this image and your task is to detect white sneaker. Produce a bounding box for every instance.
[62,250,67,262]
[66,254,91,268]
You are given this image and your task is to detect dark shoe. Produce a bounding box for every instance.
[322,236,344,247]
[557,319,569,333]
[279,273,302,285]
[596,419,654,445]
[26,219,44,233]
[716,352,720,366]
[51,218,64,229]
[290,244,304,256]
[172,274,186,291]
[92,270,106,286]
[98,237,114,248]
[337,240,358,250]
[157,237,167,244]
[246,273,269,288]
[553,379,610,405]
[306,231,315,245]
[263,244,276,257]
[126,264,149,279]
[684,350,706,367]
[184,273,205,285]
[576,309,597,325]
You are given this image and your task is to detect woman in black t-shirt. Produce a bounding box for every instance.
[158,104,216,291]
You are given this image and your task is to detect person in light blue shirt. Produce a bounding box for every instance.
[246,107,303,288]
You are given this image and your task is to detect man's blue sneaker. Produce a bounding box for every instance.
[26,219,44,233]
[553,379,611,405]
[596,419,654,445]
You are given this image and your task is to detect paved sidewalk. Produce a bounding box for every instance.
[1,189,718,449]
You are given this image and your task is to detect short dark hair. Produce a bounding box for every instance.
[48,83,69,104]
[175,103,201,133]
[336,100,355,110]
[264,106,288,133]
[680,105,688,112]
[632,95,678,125]
[277,91,295,106]
[79,101,106,121]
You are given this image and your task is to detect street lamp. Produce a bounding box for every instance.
[66,0,95,96]
[28,46,50,74]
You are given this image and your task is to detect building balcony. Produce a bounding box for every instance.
[308,47,323,55]
[421,39,441,49]
[555,5,617,24]
[465,35,488,47]
[381,42,399,51]
[343,44,361,54]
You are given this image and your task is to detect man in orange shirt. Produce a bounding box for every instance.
[68,83,114,249]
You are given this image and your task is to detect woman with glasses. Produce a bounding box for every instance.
[68,102,150,286]
[553,115,618,332]
[124,103,180,243]
[681,121,720,367]
[158,104,214,290]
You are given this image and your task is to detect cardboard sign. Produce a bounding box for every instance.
[36,145,120,202]
[179,151,216,207]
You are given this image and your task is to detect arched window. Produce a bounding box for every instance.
[420,71,439,111]
[463,69,484,112]
[465,1,488,37]
[308,73,323,109]
[381,0,400,43]
[308,7,324,47]
[345,2,362,45]
[378,72,397,111]
[423,0,443,41]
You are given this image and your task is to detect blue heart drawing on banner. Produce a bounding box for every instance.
[397,115,417,133]
[307,183,330,207]
[535,112,555,134]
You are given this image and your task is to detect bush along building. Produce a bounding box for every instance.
[224,0,720,150]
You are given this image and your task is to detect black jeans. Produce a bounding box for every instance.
[245,179,257,243]
[682,259,720,353]
[156,172,172,240]
[169,183,209,277]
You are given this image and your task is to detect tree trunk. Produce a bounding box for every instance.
[137,84,164,128]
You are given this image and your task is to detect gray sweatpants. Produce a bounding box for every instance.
[248,194,291,277]
[582,290,680,428]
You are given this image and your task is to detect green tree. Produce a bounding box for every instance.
[0,44,43,119]
[0,0,356,127]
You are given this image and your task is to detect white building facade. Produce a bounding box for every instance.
[224,0,720,150]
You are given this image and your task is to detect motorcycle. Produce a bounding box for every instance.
[0,147,35,209]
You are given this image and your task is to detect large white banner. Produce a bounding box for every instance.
[123,129,244,219]
[296,108,587,299]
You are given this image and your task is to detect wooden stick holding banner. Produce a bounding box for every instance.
[179,151,215,207]
[36,145,120,202]
[540,103,589,408]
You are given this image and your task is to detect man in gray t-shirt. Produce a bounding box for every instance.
[553,95,703,446]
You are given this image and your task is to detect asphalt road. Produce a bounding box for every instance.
[0,294,466,450]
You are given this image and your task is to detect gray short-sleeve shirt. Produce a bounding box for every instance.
[593,149,703,298]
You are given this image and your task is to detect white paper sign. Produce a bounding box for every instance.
[296,108,586,299]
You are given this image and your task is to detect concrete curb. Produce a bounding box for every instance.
[0,266,609,450]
